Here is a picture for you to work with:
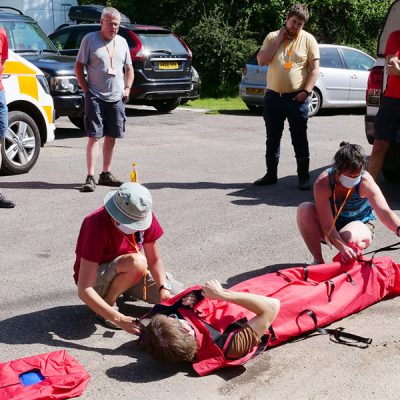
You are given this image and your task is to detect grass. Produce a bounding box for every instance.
[180,96,248,114]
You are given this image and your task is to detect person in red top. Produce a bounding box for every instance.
[74,182,183,333]
[368,30,400,182]
[0,28,14,208]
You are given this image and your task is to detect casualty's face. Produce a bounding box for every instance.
[285,16,305,38]
[100,15,120,40]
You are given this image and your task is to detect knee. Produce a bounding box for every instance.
[297,202,315,221]
[123,253,148,277]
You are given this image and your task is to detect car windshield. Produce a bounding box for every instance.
[136,33,186,53]
[0,21,58,53]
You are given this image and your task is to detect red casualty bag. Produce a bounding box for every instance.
[0,350,90,400]
[149,255,400,376]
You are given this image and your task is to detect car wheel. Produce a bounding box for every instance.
[0,111,41,175]
[69,116,85,130]
[246,104,263,114]
[153,98,181,113]
[308,89,321,117]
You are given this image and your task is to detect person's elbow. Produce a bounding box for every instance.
[77,284,90,304]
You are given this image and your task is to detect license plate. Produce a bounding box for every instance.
[246,87,264,95]
[158,62,179,70]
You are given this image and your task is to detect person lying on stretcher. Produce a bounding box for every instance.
[131,280,280,363]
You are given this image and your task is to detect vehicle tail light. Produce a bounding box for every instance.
[173,33,192,61]
[366,66,384,106]
[127,31,144,61]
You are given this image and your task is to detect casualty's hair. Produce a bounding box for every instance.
[101,7,121,20]
[287,3,310,22]
[145,314,198,362]
[333,142,366,173]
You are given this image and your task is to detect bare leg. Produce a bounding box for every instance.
[103,253,147,306]
[86,137,100,176]
[368,139,391,182]
[297,202,325,263]
[339,221,372,250]
[102,136,116,173]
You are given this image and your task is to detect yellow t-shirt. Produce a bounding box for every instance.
[260,29,319,93]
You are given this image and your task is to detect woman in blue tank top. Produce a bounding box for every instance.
[297,142,400,264]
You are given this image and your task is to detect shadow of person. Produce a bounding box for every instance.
[106,349,195,383]
[0,181,82,190]
[0,305,139,356]
[226,262,306,288]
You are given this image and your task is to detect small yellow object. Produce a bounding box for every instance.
[130,162,138,182]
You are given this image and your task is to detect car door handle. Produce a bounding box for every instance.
[319,72,324,77]
[350,74,358,79]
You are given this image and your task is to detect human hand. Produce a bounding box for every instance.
[293,91,308,103]
[123,87,130,103]
[182,292,198,308]
[339,244,358,264]
[387,57,400,76]
[201,279,224,300]
[117,315,143,335]
[159,288,172,302]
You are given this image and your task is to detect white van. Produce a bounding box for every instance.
[1,50,55,174]
[0,0,78,34]
[364,0,400,181]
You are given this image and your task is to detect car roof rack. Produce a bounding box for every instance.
[68,5,131,26]
[0,6,24,15]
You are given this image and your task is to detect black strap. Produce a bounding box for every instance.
[344,271,355,286]
[362,240,400,259]
[299,309,372,347]
[276,271,293,282]
[325,280,335,302]
[268,325,276,341]
[303,266,309,282]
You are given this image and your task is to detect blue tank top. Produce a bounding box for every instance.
[328,167,376,230]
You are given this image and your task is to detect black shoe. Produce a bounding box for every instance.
[298,177,311,190]
[253,173,278,186]
[80,175,96,192]
[98,172,123,187]
[0,193,15,208]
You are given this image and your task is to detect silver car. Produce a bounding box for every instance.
[239,44,375,116]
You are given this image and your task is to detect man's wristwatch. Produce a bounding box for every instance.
[159,283,172,292]
[301,89,311,97]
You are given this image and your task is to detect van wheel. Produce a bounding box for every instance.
[246,104,263,114]
[153,98,181,112]
[69,116,85,130]
[1,111,41,175]
[308,89,321,117]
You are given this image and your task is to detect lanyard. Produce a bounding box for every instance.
[326,185,353,237]
[100,32,115,68]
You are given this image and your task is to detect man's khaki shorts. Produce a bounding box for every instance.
[94,256,184,304]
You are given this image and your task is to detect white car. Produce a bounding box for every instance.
[239,44,375,117]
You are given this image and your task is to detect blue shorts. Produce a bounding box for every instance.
[0,90,8,139]
[84,92,126,139]
[374,96,400,141]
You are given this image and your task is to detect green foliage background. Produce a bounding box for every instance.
[80,0,393,96]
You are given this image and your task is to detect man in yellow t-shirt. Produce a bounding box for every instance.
[253,3,319,190]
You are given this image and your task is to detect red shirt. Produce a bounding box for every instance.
[384,30,400,99]
[73,206,163,283]
[0,28,8,91]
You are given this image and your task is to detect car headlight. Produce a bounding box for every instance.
[36,75,50,95]
[49,76,80,94]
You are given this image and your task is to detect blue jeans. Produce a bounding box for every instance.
[0,90,8,139]
[263,89,309,161]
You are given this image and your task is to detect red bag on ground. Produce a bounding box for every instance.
[0,350,90,400]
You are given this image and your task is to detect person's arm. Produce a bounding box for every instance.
[293,58,319,102]
[77,257,140,334]
[257,29,286,66]
[123,63,134,100]
[143,241,171,302]
[361,172,400,233]
[387,56,400,77]
[75,61,89,94]
[314,173,358,263]
[201,280,280,338]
